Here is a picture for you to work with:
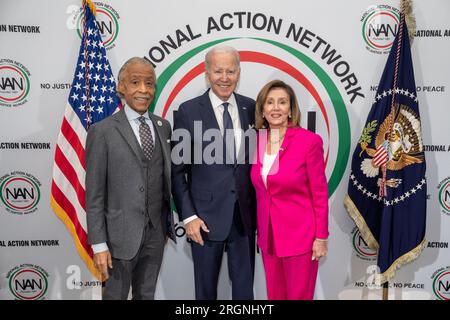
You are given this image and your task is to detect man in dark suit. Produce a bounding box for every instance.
[172,45,256,300]
[86,57,175,300]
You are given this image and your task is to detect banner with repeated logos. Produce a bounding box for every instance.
[0,0,449,300]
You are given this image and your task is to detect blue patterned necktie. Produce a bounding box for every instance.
[138,116,154,160]
[222,102,236,164]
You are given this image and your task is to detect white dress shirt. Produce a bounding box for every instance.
[262,152,277,187]
[209,89,242,155]
[125,104,156,147]
[91,104,155,254]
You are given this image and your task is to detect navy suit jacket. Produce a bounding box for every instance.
[171,90,256,241]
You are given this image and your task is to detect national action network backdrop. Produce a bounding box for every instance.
[0,0,449,300]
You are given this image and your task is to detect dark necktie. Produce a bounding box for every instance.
[138,116,154,160]
[222,102,236,164]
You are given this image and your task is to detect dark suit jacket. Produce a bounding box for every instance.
[86,108,175,260]
[171,90,256,241]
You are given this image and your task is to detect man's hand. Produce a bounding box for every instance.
[94,251,113,281]
[185,217,210,246]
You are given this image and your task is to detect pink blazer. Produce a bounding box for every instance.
[250,127,329,257]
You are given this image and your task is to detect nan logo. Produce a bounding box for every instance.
[76,2,120,50]
[0,59,31,108]
[351,227,377,261]
[431,266,450,300]
[0,171,41,215]
[438,177,450,216]
[7,264,49,300]
[360,5,400,55]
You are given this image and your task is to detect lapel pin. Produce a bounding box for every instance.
[157,120,163,127]
[166,139,171,143]
[243,107,247,110]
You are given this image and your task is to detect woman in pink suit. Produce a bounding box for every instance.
[250,80,329,300]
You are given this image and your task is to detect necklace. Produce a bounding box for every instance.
[269,133,285,144]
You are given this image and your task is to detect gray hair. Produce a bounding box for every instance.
[116,57,154,99]
[205,45,240,71]
[117,57,153,83]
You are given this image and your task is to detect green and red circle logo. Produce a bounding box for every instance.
[361,5,400,54]
[76,2,120,49]
[151,38,351,196]
[0,171,41,215]
[7,264,49,300]
[432,266,450,300]
[438,177,450,216]
[0,59,31,108]
[351,227,377,261]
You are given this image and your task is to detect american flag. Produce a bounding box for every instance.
[373,143,388,167]
[373,142,388,197]
[50,0,121,279]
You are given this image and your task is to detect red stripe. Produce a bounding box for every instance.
[240,51,330,137]
[61,117,86,169]
[162,63,205,119]
[54,145,86,210]
[375,144,385,152]
[51,181,93,258]
[374,154,387,163]
[374,151,387,160]
[373,159,386,167]
[374,145,386,156]
[373,153,387,166]
[374,150,386,160]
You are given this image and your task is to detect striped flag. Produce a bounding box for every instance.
[373,143,388,167]
[50,0,121,279]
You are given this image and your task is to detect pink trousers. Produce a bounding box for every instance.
[262,251,319,300]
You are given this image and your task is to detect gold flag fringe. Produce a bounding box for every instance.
[345,195,426,285]
[374,238,426,285]
[83,0,97,16]
[344,195,379,250]
[402,0,416,43]
[51,196,103,281]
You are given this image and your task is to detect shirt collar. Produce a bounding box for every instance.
[208,89,237,110]
[124,104,150,122]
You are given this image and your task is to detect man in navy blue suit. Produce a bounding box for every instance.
[171,45,256,300]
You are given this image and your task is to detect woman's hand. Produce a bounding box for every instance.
[312,238,328,261]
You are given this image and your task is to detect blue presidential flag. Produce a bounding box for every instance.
[344,14,426,285]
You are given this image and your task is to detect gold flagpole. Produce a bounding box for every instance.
[382,282,389,300]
